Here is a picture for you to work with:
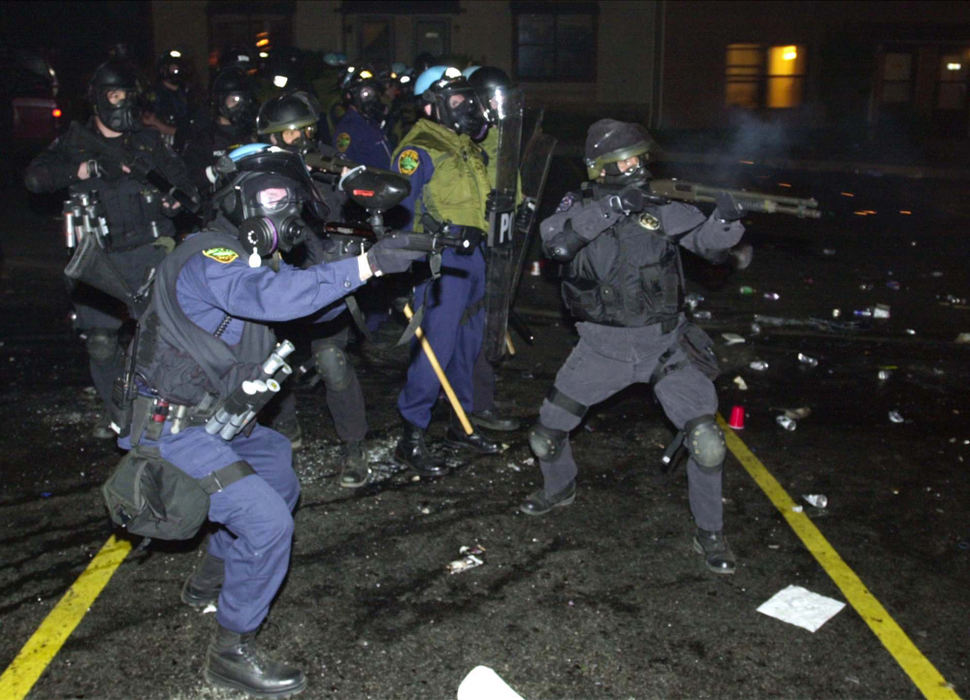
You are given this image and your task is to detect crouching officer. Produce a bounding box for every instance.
[521,119,746,575]
[118,144,423,696]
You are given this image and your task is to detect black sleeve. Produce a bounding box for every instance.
[24,131,85,193]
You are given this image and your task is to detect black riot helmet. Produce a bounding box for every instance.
[584,118,654,185]
[256,91,320,154]
[340,65,387,124]
[215,144,330,257]
[414,65,487,138]
[211,67,258,132]
[157,49,186,85]
[219,46,254,73]
[466,66,512,125]
[88,59,140,132]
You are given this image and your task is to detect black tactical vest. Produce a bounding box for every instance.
[561,201,684,327]
[135,231,276,406]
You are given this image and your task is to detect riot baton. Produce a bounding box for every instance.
[401,303,474,436]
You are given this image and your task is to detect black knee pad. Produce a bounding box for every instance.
[314,345,352,391]
[528,422,568,460]
[684,414,725,473]
[85,329,118,363]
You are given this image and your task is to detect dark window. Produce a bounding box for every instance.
[881,51,914,104]
[514,8,595,82]
[359,18,393,68]
[415,18,450,59]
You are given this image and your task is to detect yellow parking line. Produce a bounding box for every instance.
[718,414,960,700]
[0,535,131,700]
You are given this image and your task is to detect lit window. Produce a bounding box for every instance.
[937,50,969,110]
[725,44,806,110]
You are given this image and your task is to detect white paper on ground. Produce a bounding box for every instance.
[457,665,525,700]
[756,584,846,632]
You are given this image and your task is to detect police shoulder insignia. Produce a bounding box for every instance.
[336,132,351,152]
[638,212,661,230]
[397,149,420,176]
[555,192,576,213]
[202,247,239,264]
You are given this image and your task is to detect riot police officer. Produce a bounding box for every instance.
[142,49,193,148]
[24,59,196,438]
[180,67,258,193]
[520,119,745,575]
[255,93,373,486]
[332,66,393,169]
[120,144,423,696]
[391,66,501,477]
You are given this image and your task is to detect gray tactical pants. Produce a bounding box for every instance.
[536,319,724,531]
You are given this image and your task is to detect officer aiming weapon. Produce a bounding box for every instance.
[648,179,820,219]
[65,121,202,215]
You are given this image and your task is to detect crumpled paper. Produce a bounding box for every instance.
[756,585,845,632]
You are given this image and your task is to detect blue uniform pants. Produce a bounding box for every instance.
[130,423,299,633]
[398,247,485,428]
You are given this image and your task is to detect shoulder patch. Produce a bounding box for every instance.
[202,247,239,264]
[335,132,351,152]
[556,192,577,213]
[397,149,420,176]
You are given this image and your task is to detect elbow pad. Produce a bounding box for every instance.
[544,221,588,262]
[24,168,54,194]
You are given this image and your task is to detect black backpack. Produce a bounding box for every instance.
[102,445,253,541]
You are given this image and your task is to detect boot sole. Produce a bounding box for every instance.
[204,668,307,698]
[391,456,448,479]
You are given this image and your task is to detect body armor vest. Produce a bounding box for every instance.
[135,232,276,406]
[392,118,490,232]
[561,193,684,327]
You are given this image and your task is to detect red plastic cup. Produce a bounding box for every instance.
[728,405,745,430]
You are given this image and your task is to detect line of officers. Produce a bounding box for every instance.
[25,53,746,698]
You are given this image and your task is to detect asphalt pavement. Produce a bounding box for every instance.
[1,152,969,699]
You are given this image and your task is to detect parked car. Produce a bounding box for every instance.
[1,49,66,158]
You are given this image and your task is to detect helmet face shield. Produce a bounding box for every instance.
[584,119,654,182]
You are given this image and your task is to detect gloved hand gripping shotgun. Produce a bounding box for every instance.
[66,121,202,216]
[204,340,295,441]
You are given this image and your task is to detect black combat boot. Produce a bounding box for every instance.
[693,528,737,575]
[394,422,448,477]
[444,414,501,454]
[469,408,521,432]
[205,625,306,697]
[181,552,224,609]
[339,441,370,488]
[519,480,576,516]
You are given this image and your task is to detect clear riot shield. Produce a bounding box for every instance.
[482,88,524,363]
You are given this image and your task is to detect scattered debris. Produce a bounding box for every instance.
[802,494,828,508]
[457,665,525,700]
[955,333,970,344]
[764,292,780,300]
[776,415,797,431]
[684,292,704,310]
[756,585,846,633]
[797,353,819,367]
[693,310,712,320]
[721,332,745,345]
[447,544,486,575]
[749,360,769,371]
[782,407,811,420]
[733,376,748,391]
[888,410,904,424]
[728,406,745,430]
[877,369,893,381]
[739,285,756,296]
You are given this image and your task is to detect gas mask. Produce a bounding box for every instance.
[353,85,388,125]
[436,90,487,138]
[229,175,316,257]
[95,89,138,132]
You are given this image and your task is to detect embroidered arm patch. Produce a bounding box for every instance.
[202,248,239,264]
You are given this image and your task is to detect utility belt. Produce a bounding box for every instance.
[595,314,679,334]
[129,394,219,444]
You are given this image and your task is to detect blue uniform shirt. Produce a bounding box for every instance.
[176,239,363,344]
[333,108,392,170]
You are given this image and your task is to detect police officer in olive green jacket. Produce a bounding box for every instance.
[391,66,501,477]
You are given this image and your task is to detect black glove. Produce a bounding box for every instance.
[714,192,744,222]
[486,190,516,217]
[515,198,536,232]
[609,185,648,214]
[90,158,124,181]
[365,234,425,275]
